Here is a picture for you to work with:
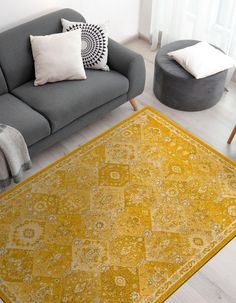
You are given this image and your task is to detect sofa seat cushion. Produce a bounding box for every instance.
[0,93,51,146]
[12,69,129,133]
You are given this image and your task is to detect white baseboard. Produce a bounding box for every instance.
[121,34,139,45]
[138,33,151,44]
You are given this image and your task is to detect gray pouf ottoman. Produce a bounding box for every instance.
[153,40,228,111]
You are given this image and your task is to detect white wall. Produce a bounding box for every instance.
[0,0,141,43]
[0,0,61,32]
[139,0,152,41]
[63,0,141,42]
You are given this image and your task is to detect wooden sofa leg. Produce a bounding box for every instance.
[130,99,138,111]
[227,125,236,144]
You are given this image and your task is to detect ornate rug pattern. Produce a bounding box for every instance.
[0,106,235,303]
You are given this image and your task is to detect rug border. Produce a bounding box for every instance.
[0,292,13,303]
[147,106,235,167]
[144,107,236,302]
[0,105,235,303]
[155,231,236,303]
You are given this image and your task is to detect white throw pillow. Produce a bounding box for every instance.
[168,41,235,79]
[30,30,87,86]
[61,18,109,71]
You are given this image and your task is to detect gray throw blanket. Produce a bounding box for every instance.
[0,125,31,190]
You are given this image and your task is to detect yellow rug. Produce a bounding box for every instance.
[0,106,235,303]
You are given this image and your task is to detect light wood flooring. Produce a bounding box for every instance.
[1,39,236,303]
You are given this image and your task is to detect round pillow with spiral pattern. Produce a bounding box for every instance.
[61,18,109,71]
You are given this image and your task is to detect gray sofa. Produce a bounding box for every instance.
[0,9,145,156]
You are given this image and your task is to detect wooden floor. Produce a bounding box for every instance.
[1,39,236,303]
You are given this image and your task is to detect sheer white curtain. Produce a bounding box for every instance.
[151,0,236,60]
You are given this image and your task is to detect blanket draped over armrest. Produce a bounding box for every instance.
[0,125,31,190]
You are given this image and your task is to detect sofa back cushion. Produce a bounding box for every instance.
[0,66,8,95]
[0,9,86,91]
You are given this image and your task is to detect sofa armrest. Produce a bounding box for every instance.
[108,39,146,100]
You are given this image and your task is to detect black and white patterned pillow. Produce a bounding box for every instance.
[61,19,109,71]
